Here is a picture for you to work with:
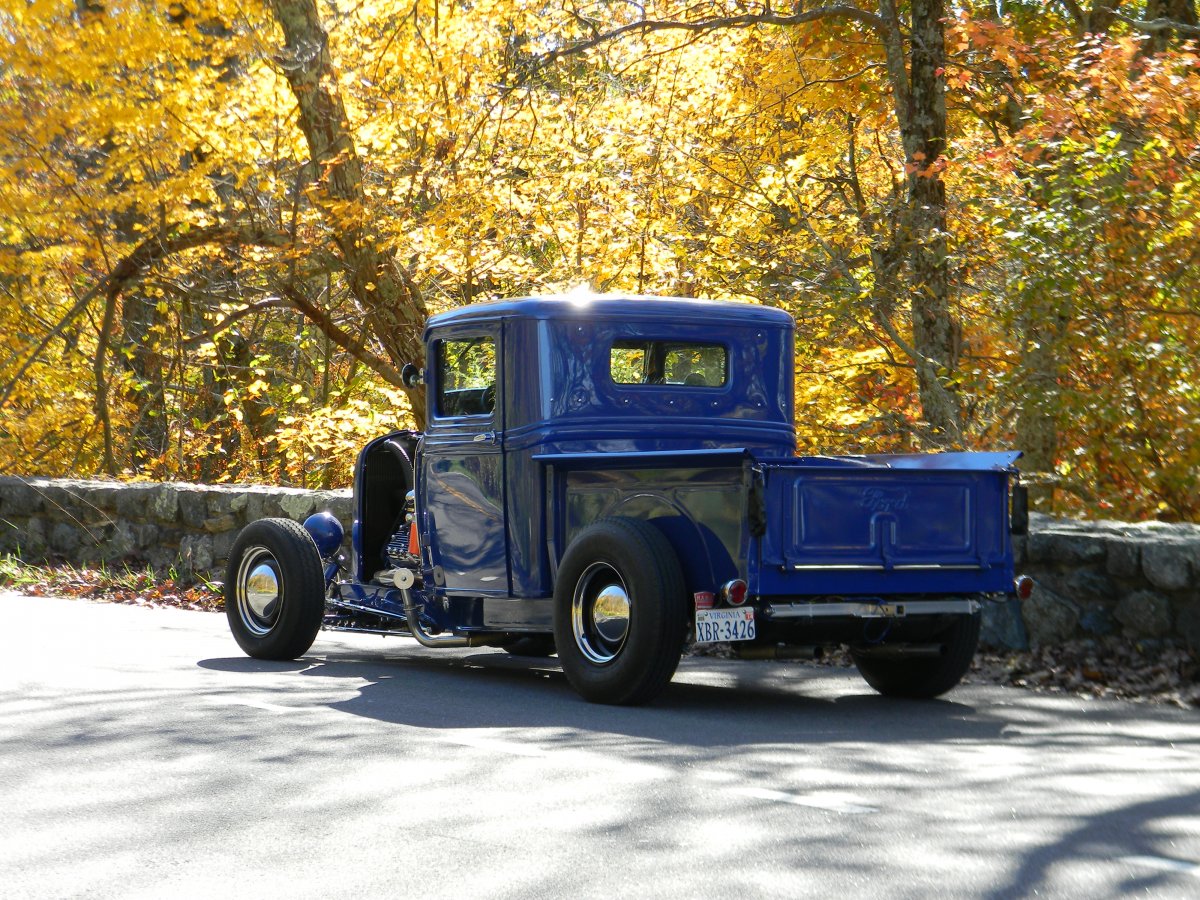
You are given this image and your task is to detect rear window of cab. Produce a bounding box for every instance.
[610,340,728,388]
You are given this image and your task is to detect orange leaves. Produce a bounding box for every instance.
[0,556,225,610]
[904,152,948,178]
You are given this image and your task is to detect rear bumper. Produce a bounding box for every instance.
[763,598,981,620]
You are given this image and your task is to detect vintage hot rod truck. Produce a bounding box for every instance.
[225,296,1029,705]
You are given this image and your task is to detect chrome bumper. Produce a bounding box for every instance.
[763,599,981,620]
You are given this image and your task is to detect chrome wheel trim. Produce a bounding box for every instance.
[572,562,631,665]
[236,546,282,637]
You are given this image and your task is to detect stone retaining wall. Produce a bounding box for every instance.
[1,477,1197,652]
[0,477,350,579]
[1012,513,1200,651]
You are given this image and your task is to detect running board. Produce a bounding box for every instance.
[323,621,409,636]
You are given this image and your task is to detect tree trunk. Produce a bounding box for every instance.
[905,0,961,443]
[1142,0,1199,52]
[268,0,428,426]
[879,0,963,444]
[120,291,169,471]
[1014,295,1072,511]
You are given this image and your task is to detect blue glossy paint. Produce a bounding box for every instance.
[303,512,344,558]
[752,456,1016,596]
[336,582,417,623]
[340,295,1020,639]
[419,297,796,614]
[419,317,509,597]
[429,297,796,451]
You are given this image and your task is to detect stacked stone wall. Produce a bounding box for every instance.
[1010,513,1200,651]
[0,477,350,579]
[1,478,1198,652]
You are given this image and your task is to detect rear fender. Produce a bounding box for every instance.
[567,493,737,601]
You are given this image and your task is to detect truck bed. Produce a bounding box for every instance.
[535,447,1019,602]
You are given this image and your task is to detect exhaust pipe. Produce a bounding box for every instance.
[851,643,943,659]
[402,589,484,648]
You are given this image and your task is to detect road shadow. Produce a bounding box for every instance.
[199,644,1010,749]
[988,789,1200,899]
[199,657,309,674]
[197,640,1200,753]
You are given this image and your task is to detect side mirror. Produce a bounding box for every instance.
[401,363,424,388]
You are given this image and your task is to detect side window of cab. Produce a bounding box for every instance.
[436,336,496,418]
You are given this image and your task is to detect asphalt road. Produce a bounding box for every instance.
[2,592,1199,899]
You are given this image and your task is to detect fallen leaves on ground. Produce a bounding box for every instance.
[966,639,1200,708]
[1,559,223,612]
[695,635,1200,708]
[807,639,1200,708]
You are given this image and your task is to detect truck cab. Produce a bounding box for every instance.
[420,297,793,595]
[225,296,1025,705]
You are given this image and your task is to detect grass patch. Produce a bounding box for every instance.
[0,553,223,612]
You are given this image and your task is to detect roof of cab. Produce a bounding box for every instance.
[425,295,794,331]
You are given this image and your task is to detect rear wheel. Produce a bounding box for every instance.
[850,612,981,699]
[553,517,687,705]
[225,518,326,660]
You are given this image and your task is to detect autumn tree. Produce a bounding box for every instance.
[528,2,970,445]
[1,0,1198,521]
[941,2,1200,515]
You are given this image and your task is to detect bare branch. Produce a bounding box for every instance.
[179,299,289,349]
[275,285,409,390]
[0,225,288,413]
[0,287,97,407]
[1114,13,1200,36]
[1055,0,1087,27]
[532,6,887,73]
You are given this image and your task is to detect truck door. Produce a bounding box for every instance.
[420,323,508,596]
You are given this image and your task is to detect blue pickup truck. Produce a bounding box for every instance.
[225,296,1028,705]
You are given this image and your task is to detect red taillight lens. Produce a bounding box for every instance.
[1014,575,1034,600]
[721,579,748,606]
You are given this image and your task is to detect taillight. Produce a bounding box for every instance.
[720,579,748,606]
[1014,575,1034,600]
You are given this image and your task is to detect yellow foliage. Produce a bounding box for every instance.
[1,1,1197,520]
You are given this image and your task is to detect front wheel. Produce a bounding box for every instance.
[553,518,687,705]
[850,612,981,699]
[225,518,326,660]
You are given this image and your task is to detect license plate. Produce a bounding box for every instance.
[695,607,756,643]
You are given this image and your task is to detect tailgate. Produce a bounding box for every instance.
[753,453,1018,597]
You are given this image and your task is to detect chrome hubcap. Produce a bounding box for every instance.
[572,562,631,665]
[236,547,282,637]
